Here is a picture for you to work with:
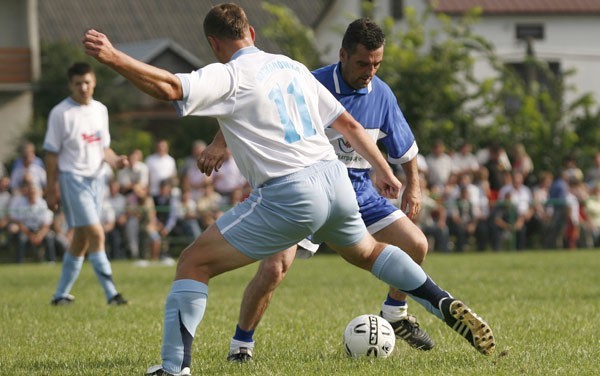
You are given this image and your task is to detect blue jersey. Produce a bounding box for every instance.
[312,63,418,227]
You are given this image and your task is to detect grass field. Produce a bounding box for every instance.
[1,249,599,375]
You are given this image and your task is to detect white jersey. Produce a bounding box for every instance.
[175,47,343,188]
[43,97,110,177]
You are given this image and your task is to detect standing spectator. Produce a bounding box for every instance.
[9,182,56,263]
[584,151,600,185]
[447,185,477,252]
[564,156,584,183]
[211,149,247,205]
[116,149,149,195]
[452,141,479,176]
[484,144,511,205]
[415,177,450,252]
[44,62,128,306]
[177,188,202,239]
[180,140,211,201]
[425,140,453,191]
[510,143,534,184]
[145,140,177,199]
[545,170,569,248]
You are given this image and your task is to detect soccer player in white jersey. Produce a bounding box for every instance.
[83,4,495,375]
[44,62,128,306]
[214,18,434,363]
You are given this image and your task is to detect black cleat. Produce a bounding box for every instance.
[440,298,495,356]
[145,365,190,376]
[386,314,435,350]
[227,347,253,363]
[51,294,75,306]
[107,293,128,305]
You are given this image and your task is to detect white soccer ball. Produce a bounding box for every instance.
[343,314,395,358]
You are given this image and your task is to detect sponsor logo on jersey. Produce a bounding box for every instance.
[82,132,101,144]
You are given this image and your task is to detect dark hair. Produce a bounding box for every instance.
[67,62,93,80]
[341,18,385,55]
[203,3,249,40]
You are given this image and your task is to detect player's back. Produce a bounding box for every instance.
[208,49,342,187]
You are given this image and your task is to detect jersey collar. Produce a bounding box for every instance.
[332,62,372,95]
[231,46,261,61]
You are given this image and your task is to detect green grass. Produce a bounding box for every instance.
[1,249,599,375]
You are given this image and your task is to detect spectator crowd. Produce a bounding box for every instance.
[1,138,599,264]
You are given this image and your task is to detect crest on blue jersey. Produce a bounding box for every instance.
[338,138,354,153]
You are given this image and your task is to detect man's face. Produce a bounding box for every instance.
[68,72,96,104]
[340,43,384,90]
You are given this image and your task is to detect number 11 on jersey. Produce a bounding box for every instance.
[268,78,316,144]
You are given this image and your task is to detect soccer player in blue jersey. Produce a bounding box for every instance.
[221,18,435,362]
[83,4,494,375]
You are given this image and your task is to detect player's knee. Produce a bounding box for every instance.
[412,234,429,264]
[259,260,288,284]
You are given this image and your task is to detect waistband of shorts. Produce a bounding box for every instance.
[260,159,338,188]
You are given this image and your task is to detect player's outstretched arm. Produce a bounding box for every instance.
[331,111,401,199]
[83,29,183,101]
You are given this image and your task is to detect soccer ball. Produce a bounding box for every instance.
[343,314,395,358]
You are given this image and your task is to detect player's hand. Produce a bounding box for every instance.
[46,190,60,213]
[116,155,129,170]
[82,29,117,64]
[375,172,402,200]
[197,143,226,175]
[400,181,421,220]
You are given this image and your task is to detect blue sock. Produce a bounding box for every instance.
[371,245,450,320]
[384,294,406,307]
[53,253,83,299]
[162,279,208,374]
[87,251,118,301]
[233,324,255,343]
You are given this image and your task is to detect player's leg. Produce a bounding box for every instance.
[228,246,298,362]
[372,217,434,350]
[147,223,257,376]
[51,226,86,305]
[330,237,495,356]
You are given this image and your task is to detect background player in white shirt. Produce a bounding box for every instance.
[44,62,128,306]
[83,4,495,375]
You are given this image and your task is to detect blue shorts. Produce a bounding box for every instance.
[216,160,367,259]
[354,175,405,234]
[59,172,104,228]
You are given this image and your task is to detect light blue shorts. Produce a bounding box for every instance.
[216,160,367,259]
[59,172,104,228]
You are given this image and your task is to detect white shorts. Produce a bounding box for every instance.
[216,160,367,260]
[59,172,104,228]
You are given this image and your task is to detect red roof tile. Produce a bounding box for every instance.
[433,0,600,14]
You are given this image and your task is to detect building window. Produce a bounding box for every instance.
[516,24,545,41]
[391,0,404,20]
[504,61,561,114]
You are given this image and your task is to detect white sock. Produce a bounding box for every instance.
[381,302,408,323]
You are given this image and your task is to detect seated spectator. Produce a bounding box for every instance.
[414,177,450,252]
[447,185,478,252]
[10,149,47,194]
[196,182,223,229]
[180,140,211,201]
[211,150,247,205]
[125,185,162,264]
[529,171,553,247]
[176,188,202,239]
[545,170,569,249]
[497,171,533,250]
[0,176,13,249]
[11,141,44,170]
[116,149,149,195]
[104,180,127,259]
[582,181,600,247]
[9,182,55,263]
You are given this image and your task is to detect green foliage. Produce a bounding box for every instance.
[1,250,599,374]
[261,2,322,69]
